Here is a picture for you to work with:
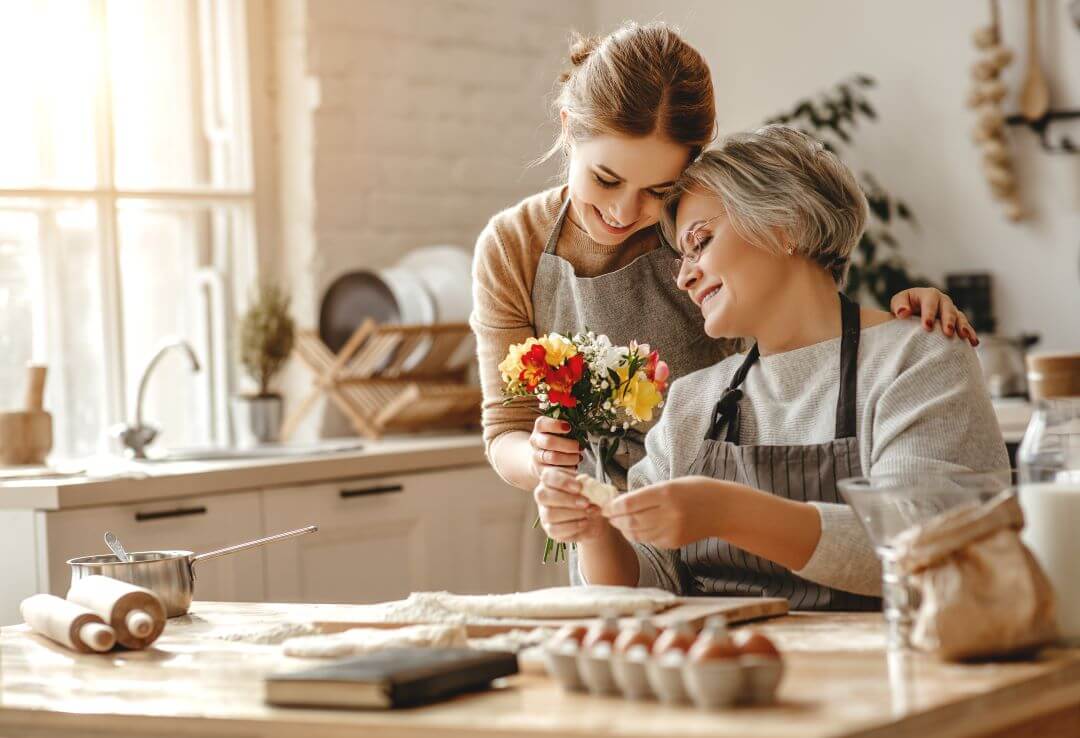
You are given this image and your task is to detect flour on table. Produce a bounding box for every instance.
[282,623,467,658]
[467,627,555,653]
[576,474,618,507]
[204,621,320,645]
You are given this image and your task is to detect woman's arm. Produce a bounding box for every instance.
[603,478,881,597]
[471,220,573,489]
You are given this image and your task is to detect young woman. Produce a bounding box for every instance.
[537,126,1008,607]
[471,22,977,578]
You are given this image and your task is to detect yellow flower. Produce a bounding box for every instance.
[615,369,664,423]
[536,333,578,366]
[499,337,540,388]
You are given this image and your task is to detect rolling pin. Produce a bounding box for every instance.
[0,365,53,466]
[20,594,117,653]
[66,575,167,650]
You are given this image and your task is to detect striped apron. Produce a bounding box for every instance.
[673,292,880,610]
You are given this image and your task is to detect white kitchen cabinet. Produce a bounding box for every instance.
[41,491,266,605]
[262,473,444,604]
[263,467,534,604]
[444,468,531,595]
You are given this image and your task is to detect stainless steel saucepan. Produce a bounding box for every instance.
[66,525,318,617]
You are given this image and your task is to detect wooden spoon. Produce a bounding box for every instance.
[1019,0,1050,121]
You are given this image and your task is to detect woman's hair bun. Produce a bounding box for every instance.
[569,32,600,66]
[558,32,600,82]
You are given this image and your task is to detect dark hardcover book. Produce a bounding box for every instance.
[264,647,519,709]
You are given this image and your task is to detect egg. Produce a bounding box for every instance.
[552,624,588,648]
[734,630,781,659]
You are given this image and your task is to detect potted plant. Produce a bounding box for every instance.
[233,284,295,445]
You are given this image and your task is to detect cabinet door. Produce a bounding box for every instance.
[43,491,266,604]
[444,467,530,595]
[262,473,443,605]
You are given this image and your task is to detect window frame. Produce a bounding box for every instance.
[0,0,262,452]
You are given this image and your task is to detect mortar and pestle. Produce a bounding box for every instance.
[0,365,53,466]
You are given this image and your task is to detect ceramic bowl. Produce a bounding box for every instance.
[738,656,784,705]
[645,652,691,705]
[611,648,654,700]
[397,245,475,369]
[682,659,743,710]
[542,643,586,692]
[577,644,619,696]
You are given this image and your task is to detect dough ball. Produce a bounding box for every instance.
[576,474,618,506]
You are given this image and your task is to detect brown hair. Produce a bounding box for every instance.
[661,125,869,285]
[541,22,716,163]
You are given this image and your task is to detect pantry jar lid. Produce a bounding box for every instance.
[1026,351,1080,399]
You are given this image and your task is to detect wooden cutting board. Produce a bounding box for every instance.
[314,596,788,637]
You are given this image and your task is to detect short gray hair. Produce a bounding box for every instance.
[660,125,868,285]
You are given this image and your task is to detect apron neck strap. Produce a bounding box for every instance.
[706,292,862,443]
[834,290,861,439]
[544,196,572,255]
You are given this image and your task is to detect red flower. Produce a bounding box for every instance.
[644,350,669,393]
[545,353,584,408]
[519,343,548,391]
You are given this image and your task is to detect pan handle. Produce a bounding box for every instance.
[191,525,319,566]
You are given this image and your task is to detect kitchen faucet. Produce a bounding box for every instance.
[114,339,201,459]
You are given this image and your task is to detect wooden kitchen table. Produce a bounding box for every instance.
[1,601,1078,738]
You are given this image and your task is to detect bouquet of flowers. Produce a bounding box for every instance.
[499,331,670,562]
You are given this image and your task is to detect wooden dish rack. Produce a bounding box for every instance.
[281,320,481,440]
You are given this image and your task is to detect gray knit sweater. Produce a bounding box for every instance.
[625,318,1010,597]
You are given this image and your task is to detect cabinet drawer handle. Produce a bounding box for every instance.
[135,506,208,522]
[339,484,403,499]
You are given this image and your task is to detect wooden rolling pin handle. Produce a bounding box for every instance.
[78,622,117,652]
[25,365,47,411]
[126,609,154,638]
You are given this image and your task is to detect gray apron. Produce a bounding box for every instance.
[531,195,732,583]
[643,291,880,610]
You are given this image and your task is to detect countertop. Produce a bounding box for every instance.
[1,601,1077,738]
[0,433,485,511]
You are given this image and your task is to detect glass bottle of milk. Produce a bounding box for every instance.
[1017,352,1080,645]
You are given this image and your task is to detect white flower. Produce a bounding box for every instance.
[603,401,612,410]
[537,393,548,402]
[601,381,609,389]
[610,425,617,432]
[623,422,629,430]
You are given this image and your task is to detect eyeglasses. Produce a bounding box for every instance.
[669,214,723,281]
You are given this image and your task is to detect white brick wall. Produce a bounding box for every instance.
[273,0,594,317]
[269,0,595,437]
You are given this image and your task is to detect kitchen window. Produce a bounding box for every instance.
[0,0,258,458]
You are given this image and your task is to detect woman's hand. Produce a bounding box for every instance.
[534,468,609,544]
[528,416,582,480]
[602,476,723,549]
[890,288,979,346]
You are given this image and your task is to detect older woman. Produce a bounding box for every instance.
[536,125,1009,608]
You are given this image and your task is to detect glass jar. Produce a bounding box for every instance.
[1017,352,1080,644]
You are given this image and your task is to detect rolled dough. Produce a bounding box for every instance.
[282,623,467,658]
[423,585,677,619]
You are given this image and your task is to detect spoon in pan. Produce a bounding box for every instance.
[104,531,131,563]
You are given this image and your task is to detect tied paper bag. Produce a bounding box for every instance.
[892,491,1057,661]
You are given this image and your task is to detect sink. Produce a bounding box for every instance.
[140,439,365,463]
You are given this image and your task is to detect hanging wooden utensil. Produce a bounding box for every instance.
[1019,0,1050,121]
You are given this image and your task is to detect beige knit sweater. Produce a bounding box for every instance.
[469,187,659,452]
